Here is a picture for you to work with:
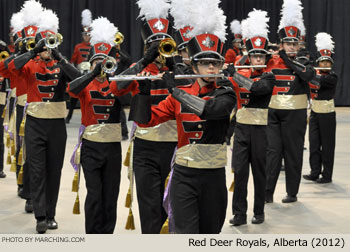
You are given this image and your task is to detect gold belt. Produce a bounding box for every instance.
[236,107,268,125]
[311,99,335,113]
[11,88,17,98]
[135,120,178,142]
[26,101,67,119]
[0,92,6,105]
[269,94,308,110]
[17,94,27,107]
[175,143,227,169]
[83,123,122,143]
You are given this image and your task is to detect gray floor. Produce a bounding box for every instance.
[0,108,349,234]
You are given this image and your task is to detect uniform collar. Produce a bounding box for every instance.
[193,80,218,95]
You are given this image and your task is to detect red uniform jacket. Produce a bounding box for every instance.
[70,42,91,65]
[224,47,241,64]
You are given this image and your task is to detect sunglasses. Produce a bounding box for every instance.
[197,60,222,67]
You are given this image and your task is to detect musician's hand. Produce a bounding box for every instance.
[165,57,175,71]
[33,39,46,55]
[162,71,176,93]
[50,48,64,62]
[92,62,103,77]
[222,64,236,77]
[137,71,151,95]
[142,41,160,66]
[278,49,289,61]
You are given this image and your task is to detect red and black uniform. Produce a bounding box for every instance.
[265,54,315,199]
[0,75,7,175]
[136,81,236,233]
[308,70,338,181]
[8,55,80,222]
[229,69,274,219]
[70,41,91,66]
[224,47,241,64]
[131,63,178,234]
[67,77,137,233]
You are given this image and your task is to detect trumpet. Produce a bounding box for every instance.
[101,56,118,78]
[109,74,224,82]
[159,38,177,58]
[45,33,63,49]
[114,32,124,46]
[26,38,36,51]
[0,51,10,61]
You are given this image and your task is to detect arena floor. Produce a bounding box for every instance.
[0,108,349,234]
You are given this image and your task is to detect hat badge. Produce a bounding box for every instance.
[153,20,165,31]
[287,28,295,36]
[97,44,108,51]
[183,29,191,39]
[202,36,215,48]
[254,38,262,47]
[27,27,35,36]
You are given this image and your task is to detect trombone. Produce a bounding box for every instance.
[45,33,63,49]
[26,38,36,51]
[0,51,10,61]
[100,56,118,78]
[109,74,224,82]
[114,32,124,46]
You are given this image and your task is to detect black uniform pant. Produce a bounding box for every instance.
[170,164,227,234]
[232,123,266,216]
[0,105,4,173]
[309,111,336,180]
[25,115,66,220]
[120,108,128,137]
[266,109,307,196]
[81,139,122,234]
[133,137,177,234]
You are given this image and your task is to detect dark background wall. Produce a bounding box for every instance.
[1,0,349,105]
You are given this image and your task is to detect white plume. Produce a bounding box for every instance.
[241,19,248,39]
[187,0,227,42]
[315,32,334,52]
[21,0,43,26]
[244,9,269,39]
[90,17,118,46]
[300,20,306,36]
[38,9,59,33]
[82,9,92,27]
[230,20,241,35]
[278,0,304,31]
[137,0,170,20]
[11,12,25,33]
[170,0,192,30]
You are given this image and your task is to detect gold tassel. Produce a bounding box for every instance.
[164,173,170,189]
[229,180,234,192]
[73,194,80,214]
[18,148,23,166]
[72,172,79,192]
[19,119,25,137]
[1,107,6,118]
[17,166,23,185]
[125,208,135,230]
[123,144,131,167]
[6,134,10,148]
[10,140,15,156]
[6,151,11,165]
[125,188,131,208]
[160,218,169,234]
[10,157,17,172]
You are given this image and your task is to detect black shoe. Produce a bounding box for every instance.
[0,171,6,178]
[47,218,58,230]
[36,220,48,234]
[303,174,318,181]
[65,117,70,124]
[282,195,297,203]
[265,193,273,203]
[229,215,247,226]
[251,214,265,224]
[25,200,33,213]
[17,186,25,199]
[316,177,332,184]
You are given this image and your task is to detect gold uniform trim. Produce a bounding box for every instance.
[10,88,17,98]
[175,143,227,169]
[269,94,308,110]
[0,92,6,105]
[311,99,335,113]
[27,101,67,119]
[236,107,268,125]
[83,123,122,143]
[17,94,27,107]
[135,120,178,142]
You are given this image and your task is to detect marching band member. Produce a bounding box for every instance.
[68,17,137,234]
[228,9,275,226]
[304,33,337,184]
[225,20,242,64]
[130,0,235,234]
[265,0,315,204]
[8,6,80,233]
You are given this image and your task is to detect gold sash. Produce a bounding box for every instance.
[0,92,6,105]
[17,94,27,107]
[236,107,268,125]
[311,99,335,113]
[83,123,122,143]
[11,88,17,98]
[175,143,227,169]
[135,120,178,142]
[26,101,67,119]
[269,94,308,110]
